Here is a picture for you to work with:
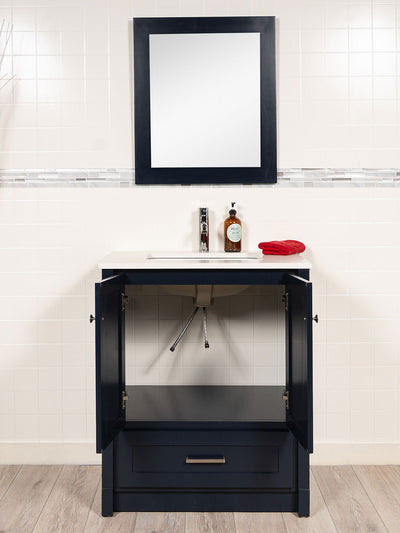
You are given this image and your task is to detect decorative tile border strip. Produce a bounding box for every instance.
[0,168,399,187]
[277,168,400,187]
[0,169,135,187]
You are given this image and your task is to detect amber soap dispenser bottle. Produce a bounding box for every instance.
[224,202,242,252]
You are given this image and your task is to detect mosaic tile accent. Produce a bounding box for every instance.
[0,169,135,187]
[0,168,399,187]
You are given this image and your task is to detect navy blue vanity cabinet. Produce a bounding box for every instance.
[95,267,313,517]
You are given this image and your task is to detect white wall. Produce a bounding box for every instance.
[1,187,400,465]
[0,0,400,465]
[0,0,399,168]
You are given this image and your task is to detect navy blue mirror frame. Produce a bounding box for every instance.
[133,17,277,185]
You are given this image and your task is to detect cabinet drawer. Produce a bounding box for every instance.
[116,430,295,490]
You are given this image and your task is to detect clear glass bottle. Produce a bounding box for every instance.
[224,202,242,252]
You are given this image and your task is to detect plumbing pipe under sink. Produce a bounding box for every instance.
[166,284,248,351]
[152,245,253,347]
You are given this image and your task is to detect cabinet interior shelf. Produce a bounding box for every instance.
[123,385,287,429]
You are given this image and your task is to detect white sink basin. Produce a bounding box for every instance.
[148,252,259,260]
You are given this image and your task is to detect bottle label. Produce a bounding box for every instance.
[227,223,241,243]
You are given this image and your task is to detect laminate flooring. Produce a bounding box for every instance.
[0,465,399,532]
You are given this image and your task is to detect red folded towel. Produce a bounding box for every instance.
[258,240,306,255]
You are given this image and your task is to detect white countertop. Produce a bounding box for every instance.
[98,251,312,270]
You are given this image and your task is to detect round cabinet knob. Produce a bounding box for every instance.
[312,314,319,323]
[89,314,96,323]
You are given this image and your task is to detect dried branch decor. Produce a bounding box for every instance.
[0,19,14,91]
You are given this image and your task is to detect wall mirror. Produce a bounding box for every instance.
[133,17,276,185]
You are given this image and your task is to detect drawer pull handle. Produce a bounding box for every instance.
[186,456,226,464]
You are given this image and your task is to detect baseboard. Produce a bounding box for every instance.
[0,443,100,465]
[311,443,400,465]
[0,441,399,465]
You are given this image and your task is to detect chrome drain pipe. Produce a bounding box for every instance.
[170,307,199,352]
[202,307,209,348]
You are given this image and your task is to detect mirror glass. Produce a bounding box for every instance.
[149,33,260,168]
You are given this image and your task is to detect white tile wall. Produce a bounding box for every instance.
[0,0,399,168]
[0,0,400,461]
[0,186,399,458]
[125,285,285,386]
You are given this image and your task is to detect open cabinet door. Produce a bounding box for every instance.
[95,275,126,453]
[284,274,313,453]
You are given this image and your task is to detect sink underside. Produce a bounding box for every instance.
[161,284,249,303]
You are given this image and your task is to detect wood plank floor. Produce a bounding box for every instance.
[0,465,399,532]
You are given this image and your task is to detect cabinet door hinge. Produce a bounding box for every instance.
[282,292,289,311]
[121,293,129,312]
[282,389,289,410]
[122,390,128,410]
